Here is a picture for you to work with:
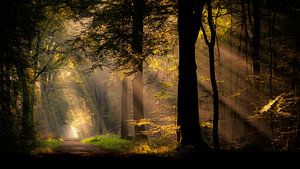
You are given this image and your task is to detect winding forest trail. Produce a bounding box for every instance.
[55,139,108,156]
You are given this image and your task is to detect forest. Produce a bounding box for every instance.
[0,0,299,164]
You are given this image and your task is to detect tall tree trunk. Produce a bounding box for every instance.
[295,7,300,148]
[132,65,147,140]
[40,72,48,134]
[19,68,36,150]
[241,0,248,59]
[200,0,219,150]
[239,0,245,54]
[209,45,220,150]
[0,60,16,151]
[267,0,276,149]
[121,77,128,139]
[252,0,261,79]
[267,4,276,98]
[177,0,207,148]
[132,0,147,141]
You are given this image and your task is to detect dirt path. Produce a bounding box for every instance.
[55,139,108,156]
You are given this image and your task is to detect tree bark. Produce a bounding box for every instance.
[177,0,207,148]
[0,60,16,151]
[132,0,147,141]
[18,68,36,150]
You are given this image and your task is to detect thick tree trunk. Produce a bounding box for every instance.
[0,61,16,151]
[132,0,147,141]
[121,77,129,139]
[19,68,36,150]
[177,0,207,148]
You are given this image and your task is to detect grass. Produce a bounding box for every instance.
[82,133,177,155]
[32,138,63,154]
[82,133,134,153]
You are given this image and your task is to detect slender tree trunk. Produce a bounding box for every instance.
[204,0,220,150]
[267,1,276,149]
[296,69,300,148]
[121,1,129,139]
[40,72,48,134]
[252,0,261,79]
[132,65,147,140]
[0,63,4,140]
[121,77,129,139]
[177,0,207,148]
[229,0,236,142]
[268,7,276,98]
[292,6,299,91]
[268,38,273,97]
[94,86,106,134]
[209,45,220,150]
[132,0,147,141]
[241,0,251,78]
[239,1,244,54]
[241,0,248,58]
[295,7,300,148]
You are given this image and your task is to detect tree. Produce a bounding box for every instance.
[131,0,147,141]
[0,0,69,152]
[75,0,175,141]
[200,0,220,150]
[177,0,208,148]
[0,0,41,151]
[0,54,16,151]
[252,0,261,80]
[121,76,129,139]
[37,14,72,136]
[295,5,300,148]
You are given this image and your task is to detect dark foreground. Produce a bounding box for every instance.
[1,151,299,168]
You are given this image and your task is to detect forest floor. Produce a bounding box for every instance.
[1,140,300,168]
